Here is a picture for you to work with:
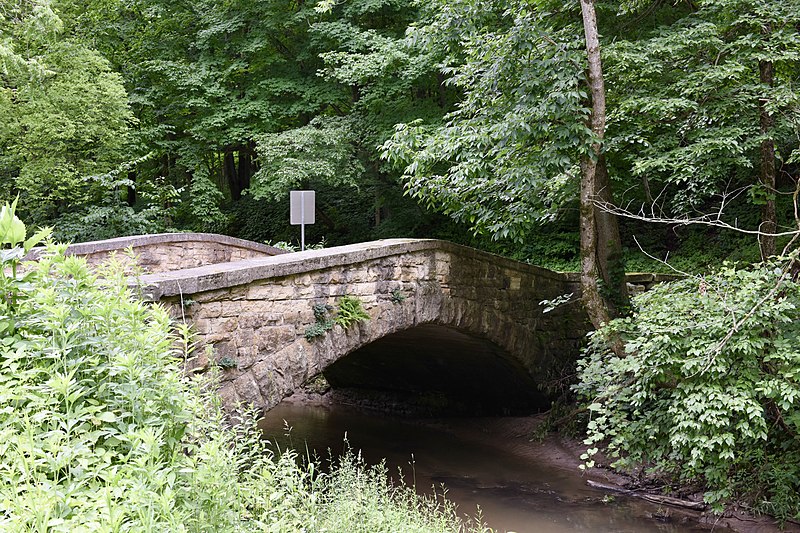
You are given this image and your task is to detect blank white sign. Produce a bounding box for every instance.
[290,190,315,225]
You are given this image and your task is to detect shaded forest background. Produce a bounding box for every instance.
[2,0,800,272]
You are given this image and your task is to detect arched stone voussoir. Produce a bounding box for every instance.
[250,299,438,411]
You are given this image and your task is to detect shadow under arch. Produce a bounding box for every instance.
[294,276,574,416]
[320,323,550,416]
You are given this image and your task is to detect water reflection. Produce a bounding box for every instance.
[259,402,720,533]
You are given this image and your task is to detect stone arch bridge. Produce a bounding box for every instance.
[59,233,666,413]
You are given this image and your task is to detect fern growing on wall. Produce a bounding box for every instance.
[335,295,370,328]
[304,296,370,340]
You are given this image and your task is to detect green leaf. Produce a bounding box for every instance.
[23,227,52,253]
[94,411,117,423]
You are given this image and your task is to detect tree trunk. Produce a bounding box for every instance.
[579,0,628,332]
[223,151,241,200]
[580,157,613,330]
[437,72,447,108]
[126,171,137,206]
[595,154,629,315]
[237,146,253,192]
[759,58,776,259]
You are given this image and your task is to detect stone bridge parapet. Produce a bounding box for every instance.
[28,232,287,273]
[28,233,674,413]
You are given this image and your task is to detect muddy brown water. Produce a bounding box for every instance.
[259,401,729,533]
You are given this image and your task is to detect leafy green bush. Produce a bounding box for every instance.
[52,204,165,243]
[0,203,484,532]
[266,238,327,253]
[0,204,238,531]
[575,259,800,520]
[315,452,492,533]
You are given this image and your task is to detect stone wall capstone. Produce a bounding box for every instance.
[27,232,287,273]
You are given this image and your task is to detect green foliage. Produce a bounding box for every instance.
[224,196,297,244]
[269,241,299,252]
[36,154,171,243]
[0,198,51,312]
[575,258,800,520]
[267,238,328,253]
[305,296,370,340]
[335,295,371,328]
[0,214,207,530]
[304,322,332,340]
[604,0,800,213]
[390,289,406,303]
[382,0,587,242]
[0,199,31,249]
[0,207,489,531]
[314,0,447,149]
[4,0,800,277]
[314,451,492,533]
[313,303,334,323]
[215,356,238,369]
[305,303,335,340]
[0,0,133,225]
[185,165,229,232]
[100,0,347,222]
[51,205,164,243]
[251,117,365,201]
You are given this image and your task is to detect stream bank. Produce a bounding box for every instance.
[259,389,792,532]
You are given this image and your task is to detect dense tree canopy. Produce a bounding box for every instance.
[0,0,133,223]
[4,0,797,263]
[383,0,587,241]
[605,0,800,259]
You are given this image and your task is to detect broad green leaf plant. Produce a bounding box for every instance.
[575,257,800,521]
[0,199,51,313]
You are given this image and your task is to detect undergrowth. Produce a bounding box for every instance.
[575,257,800,522]
[0,203,490,532]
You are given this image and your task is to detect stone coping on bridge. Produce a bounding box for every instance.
[53,232,287,257]
[137,238,580,300]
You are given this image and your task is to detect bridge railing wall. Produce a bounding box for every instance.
[27,233,287,274]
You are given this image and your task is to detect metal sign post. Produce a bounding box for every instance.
[290,190,315,251]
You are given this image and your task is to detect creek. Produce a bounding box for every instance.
[259,400,726,533]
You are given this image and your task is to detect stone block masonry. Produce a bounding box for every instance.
[26,232,287,273]
[41,233,673,414]
[137,239,597,413]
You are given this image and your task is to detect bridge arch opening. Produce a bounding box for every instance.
[320,324,550,416]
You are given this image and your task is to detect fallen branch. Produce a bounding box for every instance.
[592,178,800,241]
[586,479,707,511]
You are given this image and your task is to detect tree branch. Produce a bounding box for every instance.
[594,196,800,239]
